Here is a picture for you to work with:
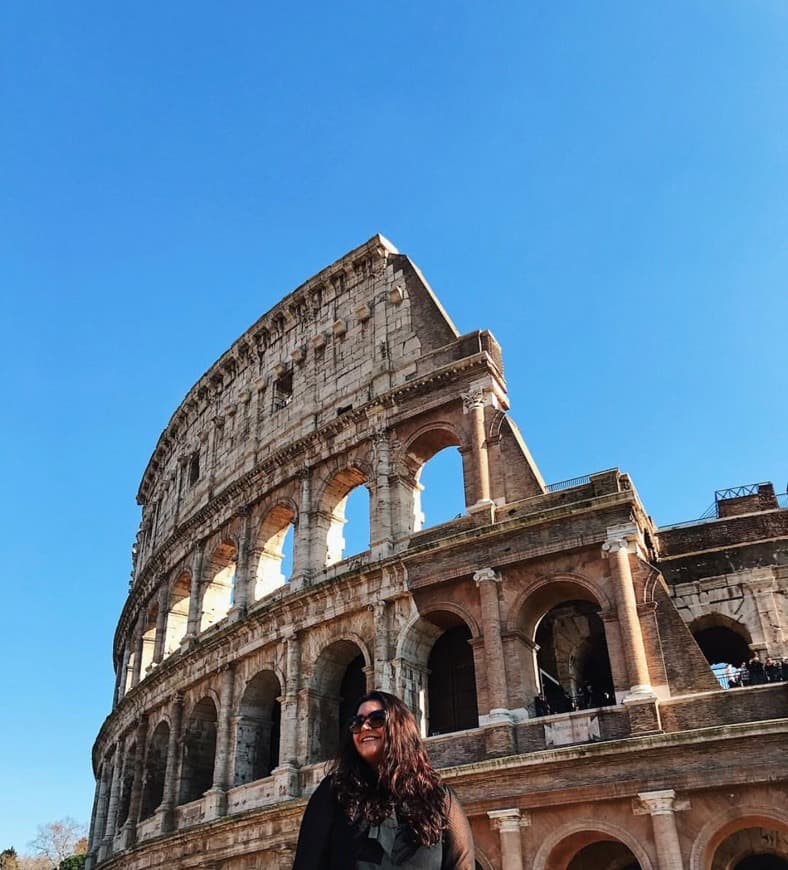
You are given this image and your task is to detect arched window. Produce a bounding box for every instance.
[567,841,640,869]
[308,641,367,762]
[234,671,282,785]
[535,601,615,713]
[116,741,137,828]
[253,505,295,601]
[690,614,753,669]
[140,603,157,677]
[319,468,371,567]
[200,541,237,631]
[164,572,190,657]
[404,428,466,534]
[427,622,478,735]
[179,698,217,805]
[414,446,465,530]
[140,721,170,820]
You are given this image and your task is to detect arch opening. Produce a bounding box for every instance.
[253,505,295,601]
[535,600,615,714]
[140,603,157,677]
[116,741,137,828]
[321,468,370,566]
[404,429,466,532]
[200,542,237,631]
[164,572,190,657]
[140,721,170,820]
[234,670,282,786]
[178,697,217,805]
[308,641,366,763]
[426,615,479,735]
[712,824,788,870]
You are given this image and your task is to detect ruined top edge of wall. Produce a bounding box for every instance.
[135,235,480,506]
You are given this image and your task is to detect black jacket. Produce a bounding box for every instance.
[292,776,475,869]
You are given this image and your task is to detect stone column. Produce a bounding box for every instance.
[488,808,529,870]
[205,665,235,819]
[184,540,205,643]
[159,693,184,833]
[747,573,784,654]
[373,600,393,692]
[120,716,148,848]
[370,428,393,558]
[602,526,653,697]
[152,580,169,665]
[131,614,145,689]
[86,760,110,869]
[98,741,124,861]
[279,629,301,767]
[114,645,131,707]
[462,387,493,509]
[474,568,509,715]
[229,508,251,620]
[292,467,312,583]
[636,790,686,870]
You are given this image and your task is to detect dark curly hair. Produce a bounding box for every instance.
[329,690,449,848]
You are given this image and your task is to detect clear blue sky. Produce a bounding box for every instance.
[1,0,786,852]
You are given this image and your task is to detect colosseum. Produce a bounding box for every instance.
[86,235,788,869]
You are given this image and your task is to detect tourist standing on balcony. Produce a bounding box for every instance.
[293,690,475,869]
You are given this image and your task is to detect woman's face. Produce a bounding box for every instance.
[351,699,386,769]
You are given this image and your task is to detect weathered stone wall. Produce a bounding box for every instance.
[87,237,788,870]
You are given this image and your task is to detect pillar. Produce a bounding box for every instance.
[205,664,235,819]
[279,629,301,767]
[184,540,205,643]
[373,600,393,692]
[474,568,509,714]
[114,644,131,707]
[370,428,393,558]
[636,790,686,870]
[292,467,312,582]
[488,808,529,870]
[86,759,110,869]
[230,508,251,619]
[602,526,653,697]
[98,741,124,861]
[120,716,148,848]
[462,387,492,508]
[747,573,784,655]
[152,580,169,665]
[130,614,145,689]
[159,693,183,833]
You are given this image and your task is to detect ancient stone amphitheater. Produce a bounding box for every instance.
[87,236,788,869]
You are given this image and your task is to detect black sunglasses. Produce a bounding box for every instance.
[348,710,387,733]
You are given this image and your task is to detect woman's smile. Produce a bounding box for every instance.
[352,700,386,768]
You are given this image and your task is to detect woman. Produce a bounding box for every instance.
[293,690,475,869]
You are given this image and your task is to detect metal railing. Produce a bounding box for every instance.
[546,474,592,493]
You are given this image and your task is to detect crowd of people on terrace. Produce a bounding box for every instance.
[723,653,788,688]
[533,682,615,717]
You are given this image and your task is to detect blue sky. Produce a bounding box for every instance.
[1,0,787,851]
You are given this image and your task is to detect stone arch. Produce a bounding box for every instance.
[508,574,618,712]
[164,570,191,657]
[315,465,373,567]
[178,695,218,805]
[506,573,613,637]
[473,852,494,870]
[140,719,170,820]
[689,805,788,870]
[396,608,480,737]
[402,422,468,532]
[532,818,656,870]
[253,501,298,601]
[234,669,282,785]
[689,612,753,667]
[116,738,138,829]
[200,538,238,631]
[139,600,158,678]
[307,637,370,763]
